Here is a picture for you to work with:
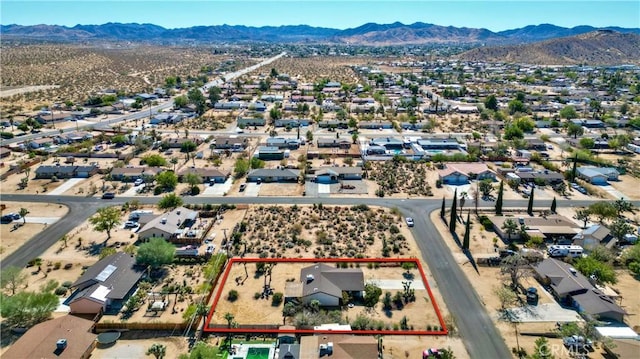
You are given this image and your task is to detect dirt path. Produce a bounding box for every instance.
[0,85,60,98]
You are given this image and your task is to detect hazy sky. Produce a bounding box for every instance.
[2,1,639,31]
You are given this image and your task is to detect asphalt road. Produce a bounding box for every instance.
[1,194,633,358]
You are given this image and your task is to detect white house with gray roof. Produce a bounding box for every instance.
[138,207,198,241]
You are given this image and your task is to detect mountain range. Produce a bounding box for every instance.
[1,22,639,45]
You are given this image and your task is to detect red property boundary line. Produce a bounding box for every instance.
[204,257,447,336]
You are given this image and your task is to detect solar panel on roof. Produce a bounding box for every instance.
[95,264,117,282]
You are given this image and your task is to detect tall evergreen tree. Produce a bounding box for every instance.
[449,189,457,233]
[551,197,557,213]
[440,196,446,218]
[527,187,535,215]
[571,154,578,182]
[495,180,504,215]
[462,211,471,250]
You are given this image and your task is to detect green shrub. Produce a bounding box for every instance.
[272,292,283,306]
[0,132,14,139]
[54,287,67,295]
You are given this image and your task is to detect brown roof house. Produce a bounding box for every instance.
[110,166,162,182]
[299,334,379,359]
[534,258,626,322]
[2,315,97,359]
[489,215,580,242]
[285,264,364,307]
[178,167,230,183]
[68,252,144,315]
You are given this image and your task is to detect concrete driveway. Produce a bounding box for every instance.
[243,183,260,197]
[598,185,625,199]
[202,178,232,196]
[506,303,583,323]
[46,178,85,195]
[24,216,60,224]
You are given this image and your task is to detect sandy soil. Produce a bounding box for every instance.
[235,205,418,259]
[0,202,69,260]
[210,263,441,331]
[91,336,188,359]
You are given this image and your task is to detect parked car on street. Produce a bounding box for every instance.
[405,217,415,227]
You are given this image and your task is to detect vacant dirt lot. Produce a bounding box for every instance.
[235,205,417,259]
[0,202,68,260]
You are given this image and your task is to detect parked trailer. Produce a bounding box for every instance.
[175,245,199,257]
[547,245,583,258]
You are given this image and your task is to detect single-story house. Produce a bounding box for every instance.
[28,137,55,149]
[2,315,97,359]
[290,95,315,103]
[570,118,605,128]
[247,101,267,112]
[317,137,351,149]
[572,225,613,250]
[317,120,348,129]
[110,166,162,182]
[285,264,364,307]
[274,119,311,128]
[309,167,363,183]
[437,163,496,185]
[214,101,247,110]
[489,215,580,242]
[237,117,266,127]
[525,138,547,151]
[516,170,564,184]
[417,139,463,150]
[150,113,185,125]
[213,135,248,150]
[163,137,203,149]
[0,147,10,158]
[35,112,75,124]
[358,121,393,129]
[534,258,626,322]
[370,137,404,150]
[365,145,387,155]
[266,137,301,149]
[69,252,144,315]
[178,167,230,183]
[255,146,285,161]
[247,168,299,183]
[577,167,619,184]
[261,94,284,102]
[138,206,198,240]
[35,165,99,179]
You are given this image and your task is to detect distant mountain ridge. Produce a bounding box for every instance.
[1,22,639,45]
[459,30,640,65]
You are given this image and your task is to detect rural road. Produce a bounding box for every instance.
[0,194,627,359]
